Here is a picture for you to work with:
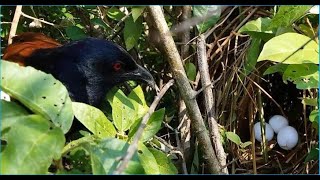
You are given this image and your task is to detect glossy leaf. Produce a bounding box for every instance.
[1,114,65,174]
[65,26,87,40]
[128,86,149,121]
[132,6,145,22]
[225,131,241,145]
[263,63,289,76]
[257,33,318,64]
[185,62,197,81]
[87,138,144,174]
[238,17,274,41]
[148,148,178,174]
[193,6,221,33]
[269,6,312,30]
[282,63,319,89]
[1,61,73,134]
[108,89,136,132]
[137,143,160,174]
[72,102,117,138]
[129,108,165,142]
[124,16,143,50]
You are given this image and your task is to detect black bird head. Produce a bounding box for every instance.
[25,38,155,107]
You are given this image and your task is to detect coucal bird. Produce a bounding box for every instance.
[3,32,155,108]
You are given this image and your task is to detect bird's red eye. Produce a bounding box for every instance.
[113,62,122,71]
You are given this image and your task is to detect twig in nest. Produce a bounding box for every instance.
[113,79,175,175]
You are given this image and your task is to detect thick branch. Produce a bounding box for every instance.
[197,35,228,174]
[147,6,221,174]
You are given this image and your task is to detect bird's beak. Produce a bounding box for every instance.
[123,64,156,89]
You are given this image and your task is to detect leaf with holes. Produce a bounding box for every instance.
[72,102,117,138]
[124,16,143,50]
[148,148,178,174]
[128,86,149,122]
[268,6,312,30]
[108,89,136,133]
[257,33,319,64]
[137,143,160,174]
[282,63,319,89]
[1,61,73,134]
[263,63,289,76]
[1,114,65,174]
[238,17,274,42]
[85,138,144,174]
[225,131,241,145]
[193,6,221,33]
[128,108,165,142]
[65,26,87,40]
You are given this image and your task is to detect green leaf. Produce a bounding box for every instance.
[1,61,73,134]
[128,86,149,121]
[149,148,178,174]
[90,18,110,30]
[72,102,117,138]
[239,141,252,149]
[129,108,165,142]
[282,63,319,89]
[137,143,160,174]
[305,148,319,162]
[309,109,319,123]
[193,6,221,33]
[65,26,87,40]
[1,100,29,120]
[64,12,74,19]
[108,89,136,132]
[225,131,241,145]
[1,114,65,174]
[257,33,319,64]
[185,62,197,81]
[124,16,143,50]
[132,6,145,22]
[243,38,261,75]
[300,98,318,106]
[238,17,274,41]
[269,6,312,30]
[263,63,289,76]
[87,138,144,174]
[107,7,125,21]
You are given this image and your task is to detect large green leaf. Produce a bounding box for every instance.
[65,26,87,40]
[148,148,178,174]
[72,102,117,138]
[86,138,144,174]
[128,86,149,121]
[137,143,160,174]
[1,114,65,174]
[263,63,289,76]
[269,6,312,30]
[108,89,136,133]
[1,61,74,134]
[132,6,145,22]
[282,63,319,89]
[243,38,261,75]
[193,6,221,33]
[1,100,29,120]
[225,131,241,145]
[124,16,143,50]
[257,33,318,64]
[238,17,274,42]
[129,108,165,142]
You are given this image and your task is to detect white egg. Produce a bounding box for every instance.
[269,115,289,134]
[277,126,298,150]
[254,122,274,142]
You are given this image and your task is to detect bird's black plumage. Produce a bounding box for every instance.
[24,37,155,107]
